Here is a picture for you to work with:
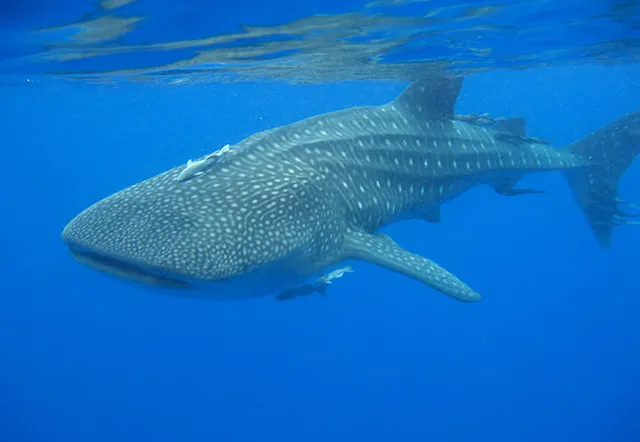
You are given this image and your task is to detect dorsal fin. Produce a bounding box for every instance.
[494,117,526,136]
[392,77,463,120]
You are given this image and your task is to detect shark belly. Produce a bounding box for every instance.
[173,259,313,300]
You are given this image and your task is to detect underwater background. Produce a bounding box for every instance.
[2,1,640,441]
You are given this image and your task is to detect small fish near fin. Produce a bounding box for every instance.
[495,132,552,145]
[491,116,549,146]
[342,230,481,302]
[494,117,526,136]
[275,266,354,301]
[392,76,464,120]
[316,265,354,285]
[492,177,545,197]
[274,283,318,301]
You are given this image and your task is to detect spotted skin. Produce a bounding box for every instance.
[61,77,640,302]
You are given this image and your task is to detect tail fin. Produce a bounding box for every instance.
[564,110,640,247]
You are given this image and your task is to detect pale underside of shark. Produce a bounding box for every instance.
[61,77,640,303]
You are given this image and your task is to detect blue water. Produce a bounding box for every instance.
[2,1,640,441]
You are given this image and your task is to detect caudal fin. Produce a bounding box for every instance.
[564,110,640,248]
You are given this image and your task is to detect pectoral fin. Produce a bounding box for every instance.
[494,117,526,136]
[342,231,481,302]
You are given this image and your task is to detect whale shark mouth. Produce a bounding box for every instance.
[67,245,190,289]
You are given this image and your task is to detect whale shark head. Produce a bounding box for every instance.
[61,151,331,295]
[61,167,242,289]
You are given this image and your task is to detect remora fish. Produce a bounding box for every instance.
[275,265,354,301]
[61,77,640,302]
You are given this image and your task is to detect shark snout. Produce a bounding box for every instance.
[60,180,215,287]
[61,215,191,289]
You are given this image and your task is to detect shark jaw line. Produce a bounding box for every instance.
[67,245,191,289]
[66,244,311,300]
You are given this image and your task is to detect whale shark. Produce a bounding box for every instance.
[61,77,640,302]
